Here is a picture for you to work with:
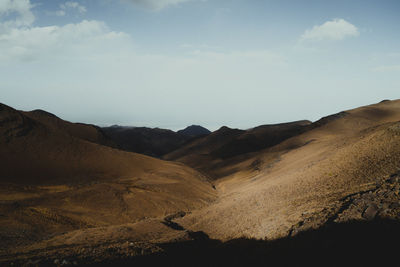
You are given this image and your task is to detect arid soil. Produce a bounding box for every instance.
[176,100,400,240]
[0,103,216,265]
[1,100,400,266]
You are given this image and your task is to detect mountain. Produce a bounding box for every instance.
[175,99,400,241]
[102,125,210,158]
[23,109,114,147]
[164,120,312,178]
[0,103,216,252]
[177,125,211,137]
[2,100,400,266]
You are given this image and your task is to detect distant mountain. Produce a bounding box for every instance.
[101,125,211,158]
[101,126,175,157]
[177,125,211,137]
[164,120,312,178]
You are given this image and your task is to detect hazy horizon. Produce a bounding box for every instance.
[1,0,399,130]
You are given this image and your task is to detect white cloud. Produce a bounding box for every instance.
[300,19,359,42]
[55,10,66,16]
[62,1,87,14]
[0,20,129,62]
[54,1,87,16]
[0,0,127,63]
[0,0,290,128]
[126,0,192,10]
[0,0,34,26]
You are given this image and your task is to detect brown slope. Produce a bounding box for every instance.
[164,120,311,178]
[2,100,400,264]
[165,126,244,160]
[176,99,400,240]
[0,103,216,251]
[24,109,114,147]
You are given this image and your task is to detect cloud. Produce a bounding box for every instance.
[0,20,129,62]
[1,0,291,128]
[0,0,35,27]
[300,19,359,42]
[55,10,66,16]
[126,0,192,10]
[0,0,127,63]
[53,1,87,16]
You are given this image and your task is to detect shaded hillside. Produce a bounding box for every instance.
[166,126,244,160]
[0,103,216,251]
[112,218,400,267]
[24,109,114,147]
[164,120,312,178]
[177,125,211,137]
[2,100,400,266]
[3,218,400,266]
[213,120,312,159]
[102,125,210,158]
[4,169,400,266]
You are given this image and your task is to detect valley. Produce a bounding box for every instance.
[1,100,400,266]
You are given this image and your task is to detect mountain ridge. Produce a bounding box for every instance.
[2,99,400,265]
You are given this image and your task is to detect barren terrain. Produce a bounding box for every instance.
[1,100,400,266]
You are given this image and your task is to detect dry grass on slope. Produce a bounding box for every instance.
[0,103,216,252]
[177,100,400,240]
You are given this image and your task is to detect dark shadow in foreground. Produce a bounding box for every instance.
[85,219,400,266]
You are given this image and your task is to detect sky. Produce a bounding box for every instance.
[0,0,399,131]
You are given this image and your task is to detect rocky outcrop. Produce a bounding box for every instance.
[290,170,400,236]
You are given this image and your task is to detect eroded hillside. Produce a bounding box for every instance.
[0,103,216,255]
[1,100,400,266]
[176,100,400,240]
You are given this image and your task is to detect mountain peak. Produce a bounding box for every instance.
[30,109,59,119]
[177,125,211,137]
